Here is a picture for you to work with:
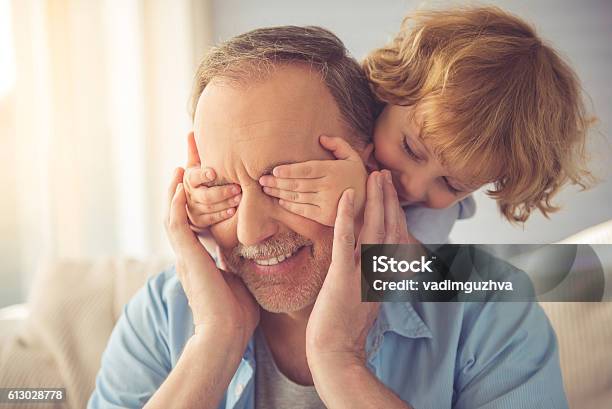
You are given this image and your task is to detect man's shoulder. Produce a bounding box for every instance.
[374,300,565,407]
[385,300,554,348]
[88,266,193,408]
[117,265,193,364]
[124,265,191,335]
[138,265,186,306]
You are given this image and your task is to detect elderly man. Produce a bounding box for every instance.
[88,26,567,409]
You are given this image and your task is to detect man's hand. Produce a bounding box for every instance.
[305,170,412,409]
[145,143,259,409]
[183,132,242,232]
[259,135,367,226]
[165,166,259,341]
[170,133,258,340]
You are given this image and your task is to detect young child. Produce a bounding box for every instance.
[184,6,593,244]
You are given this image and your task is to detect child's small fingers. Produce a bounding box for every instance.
[278,200,322,220]
[188,207,236,228]
[272,161,326,179]
[259,175,319,192]
[187,220,209,235]
[190,184,241,204]
[189,194,241,214]
[279,178,318,193]
[201,167,216,182]
[186,206,205,232]
[319,135,361,161]
[262,187,318,204]
[185,166,216,189]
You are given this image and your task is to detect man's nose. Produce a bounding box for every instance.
[236,185,278,246]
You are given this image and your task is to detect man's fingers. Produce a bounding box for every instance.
[319,135,361,161]
[382,170,400,243]
[167,167,185,211]
[186,132,201,168]
[379,170,418,244]
[272,161,326,179]
[258,175,319,192]
[360,172,386,245]
[167,183,220,270]
[331,188,356,268]
[263,186,318,204]
[189,183,241,205]
[168,184,203,248]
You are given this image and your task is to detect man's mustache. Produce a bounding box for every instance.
[233,231,312,259]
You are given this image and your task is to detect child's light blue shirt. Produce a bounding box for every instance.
[405,196,476,244]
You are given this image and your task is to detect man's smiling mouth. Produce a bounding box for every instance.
[253,247,302,266]
[240,245,311,275]
[252,246,303,266]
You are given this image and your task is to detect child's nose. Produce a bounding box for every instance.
[402,175,429,202]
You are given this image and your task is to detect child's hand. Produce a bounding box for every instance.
[184,167,241,231]
[258,135,367,226]
[183,132,241,232]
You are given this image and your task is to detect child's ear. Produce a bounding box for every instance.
[359,143,378,172]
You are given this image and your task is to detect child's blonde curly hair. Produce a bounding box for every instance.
[363,6,595,223]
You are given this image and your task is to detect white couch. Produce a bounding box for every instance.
[1,221,612,409]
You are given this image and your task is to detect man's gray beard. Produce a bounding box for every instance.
[223,231,332,313]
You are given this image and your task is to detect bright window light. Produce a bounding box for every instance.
[0,0,16,99]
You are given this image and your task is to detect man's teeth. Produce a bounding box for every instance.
[253,248,300,266]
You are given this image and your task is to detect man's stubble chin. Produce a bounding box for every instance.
[222,232,332,313]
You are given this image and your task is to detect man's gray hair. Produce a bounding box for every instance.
[190,26,380,146]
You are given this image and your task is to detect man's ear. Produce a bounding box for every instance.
[359,143,378,172]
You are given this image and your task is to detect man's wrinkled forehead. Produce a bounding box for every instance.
[193,65,348,181]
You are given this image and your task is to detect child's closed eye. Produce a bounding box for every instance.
[401,137,425,163]
[400,136,464,195]
[442,177,462,194]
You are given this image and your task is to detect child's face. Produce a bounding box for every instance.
[373,104,480,209]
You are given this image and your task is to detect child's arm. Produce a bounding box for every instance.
[183,132,241,232]
[259,135,367,226]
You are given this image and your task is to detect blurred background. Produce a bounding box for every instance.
[1,0,611,308]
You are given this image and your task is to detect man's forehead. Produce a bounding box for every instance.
[194,66,335,131]
[198,115,328,176]
[209,159,302,186]
[193,65,348,182]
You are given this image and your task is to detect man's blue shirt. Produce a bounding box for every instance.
[88,266,568,409]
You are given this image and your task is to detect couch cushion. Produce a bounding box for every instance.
[0,258,170,409]
[540,302,612,409]
[541,218,612,409]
